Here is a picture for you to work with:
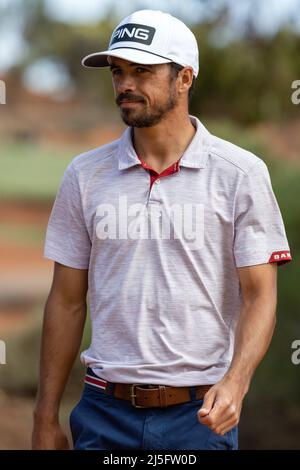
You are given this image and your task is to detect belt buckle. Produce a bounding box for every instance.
[130,384,145,408]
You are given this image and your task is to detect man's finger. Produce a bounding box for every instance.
[214,417,237,436]
[197,390,216,419]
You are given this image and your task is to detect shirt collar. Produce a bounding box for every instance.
[117,115,212,171]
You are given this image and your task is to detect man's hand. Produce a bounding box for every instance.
[197,377,247,436]
[32,420,70,450]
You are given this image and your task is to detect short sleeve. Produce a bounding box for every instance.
[233,160,292,267]
[44,163,91,269]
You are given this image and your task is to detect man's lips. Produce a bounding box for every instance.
[119,100,142,105]
[118,97,144,105]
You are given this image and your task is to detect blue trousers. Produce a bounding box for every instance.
[70,375,238,450]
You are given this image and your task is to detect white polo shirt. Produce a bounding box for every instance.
[44,115,292,386]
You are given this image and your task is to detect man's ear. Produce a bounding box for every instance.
[178,67,193,94]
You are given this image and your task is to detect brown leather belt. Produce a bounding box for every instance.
[111,383,213,408]
[85,370,213,408]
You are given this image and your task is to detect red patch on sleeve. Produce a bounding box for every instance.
[268,250,292,265]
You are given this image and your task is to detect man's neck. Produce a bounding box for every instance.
[132,112,196,173]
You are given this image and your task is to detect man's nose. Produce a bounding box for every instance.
[116,75,136,94]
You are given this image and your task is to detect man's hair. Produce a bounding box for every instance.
[169,62,196,105]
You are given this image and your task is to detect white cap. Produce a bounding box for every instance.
[82,10,199,78]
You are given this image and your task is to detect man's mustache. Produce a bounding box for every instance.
[116,94,145,105]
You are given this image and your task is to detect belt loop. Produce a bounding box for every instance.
[158,385,167,407]
[189,386,197,401]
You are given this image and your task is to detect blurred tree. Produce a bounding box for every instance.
[1,0,300,122]
[190,22,300,123]
[0,0,117,104]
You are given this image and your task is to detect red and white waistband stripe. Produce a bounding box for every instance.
[84,374,108,390]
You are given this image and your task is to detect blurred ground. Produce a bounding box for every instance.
[0,201,52,335]
[0,391,73,450]
[0,392,35,450]
[0,197,82,450]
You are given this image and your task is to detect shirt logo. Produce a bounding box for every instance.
[110,23,156,46]
[269,250,292,264]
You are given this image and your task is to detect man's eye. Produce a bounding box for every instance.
[111,69,121,75]
[136,67,148,73]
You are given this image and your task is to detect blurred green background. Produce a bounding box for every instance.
[0,0,299,450]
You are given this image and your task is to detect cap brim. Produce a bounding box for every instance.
[81,48,172,68]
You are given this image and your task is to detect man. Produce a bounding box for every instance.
[32,10,292,450]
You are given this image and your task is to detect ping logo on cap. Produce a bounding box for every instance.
[110,23,155,46]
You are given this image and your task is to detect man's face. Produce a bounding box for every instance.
[108,57,179,128]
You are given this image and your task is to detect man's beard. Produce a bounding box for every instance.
[117,82,178,128]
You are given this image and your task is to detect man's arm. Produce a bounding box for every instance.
[32,261,88,450]
[198,262,277,435]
